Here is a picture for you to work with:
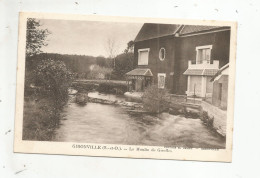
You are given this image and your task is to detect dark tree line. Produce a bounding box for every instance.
[29,51,135,80]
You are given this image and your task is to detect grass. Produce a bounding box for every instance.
[22,97,61,141]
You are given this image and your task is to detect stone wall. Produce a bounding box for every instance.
[201,101,227,136]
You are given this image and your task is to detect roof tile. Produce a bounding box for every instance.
[135,24,230,42]
[203,69,218,76]
[134,23,180,42]
[183,69,204,75]
[180,25,227,35]
[183,69,218,76]
[126,68,153,76]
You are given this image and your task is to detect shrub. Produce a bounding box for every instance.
[200,111,214,127]
[29,59,74,107]
[142,84,170,113]
[22,98,60,141]
[97,82,127,94]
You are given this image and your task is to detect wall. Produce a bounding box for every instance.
[201,101,227,136]
[134,30,230,95]
[189,76,202,95]
[134,36,176,92]
[206,76,214,93]
[174,30,231,95]
[212,75,229,110]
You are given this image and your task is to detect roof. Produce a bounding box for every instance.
[126,68,153,76]
[183,69,204,75]
[203,69,219,76]
[183,69,218,76]
[135,24,230,42]
[134,23,181,42]
[210,63,229,81]
[180,25,230,35]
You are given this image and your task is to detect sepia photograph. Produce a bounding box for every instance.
[14,12,237,162]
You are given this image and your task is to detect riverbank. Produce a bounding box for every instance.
[22,97,61,141]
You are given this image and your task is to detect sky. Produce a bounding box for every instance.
[38,19,143,57]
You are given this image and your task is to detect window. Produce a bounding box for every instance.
[196,45,212,64]
[138,48,149,65]
[159,48,166,61]
[158,73,166,89]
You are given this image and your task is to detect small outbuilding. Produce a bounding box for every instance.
[211,63,229,110]
[125,68,153,92]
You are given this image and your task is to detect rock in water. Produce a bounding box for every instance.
[68,88,78,95]
[76,93,88,105]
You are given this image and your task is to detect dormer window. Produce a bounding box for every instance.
[196,45,212,64]
[159,48,166,61]
[138,48,149,65]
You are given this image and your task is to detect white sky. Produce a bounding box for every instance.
[38,19,143,57]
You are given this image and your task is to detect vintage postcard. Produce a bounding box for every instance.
[14,12,237,162]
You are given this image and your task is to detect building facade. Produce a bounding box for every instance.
[126,23,230,97]
[211,63,229,110]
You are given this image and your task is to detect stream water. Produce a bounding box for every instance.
[53,92,225,148]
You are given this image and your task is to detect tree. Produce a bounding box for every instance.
[25,19,74,106]
[26,18,50,57]
[124,40,134,53]
[105,38,119,69]
[111,40,135,80]
[113,52,134,80]
[96,56,108,67]
[34,59,74,107]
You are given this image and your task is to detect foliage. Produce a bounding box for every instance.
[201,111,214,127]
[112,40,135,80]
[97,82,127,94]
[96,56,108,67]
[88,64,113,80]
[31,59,74,107]
[26,18,50,57]
[28,53,114,79]
[124,40,134,53]
[112,52,134,80]
[22,98,60,141]
[142,84,170,113]
[26,39,135,81]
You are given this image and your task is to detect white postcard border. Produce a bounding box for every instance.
[14,12,237,162]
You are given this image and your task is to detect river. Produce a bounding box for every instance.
[53,92,225,148]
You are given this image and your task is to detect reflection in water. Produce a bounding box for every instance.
[54,95,225,148]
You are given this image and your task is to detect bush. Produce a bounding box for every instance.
[142,84,170,113]
[26,59,74,107]
[22,98,60,141]
[200,111,214,127]
[97,82,127,94]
